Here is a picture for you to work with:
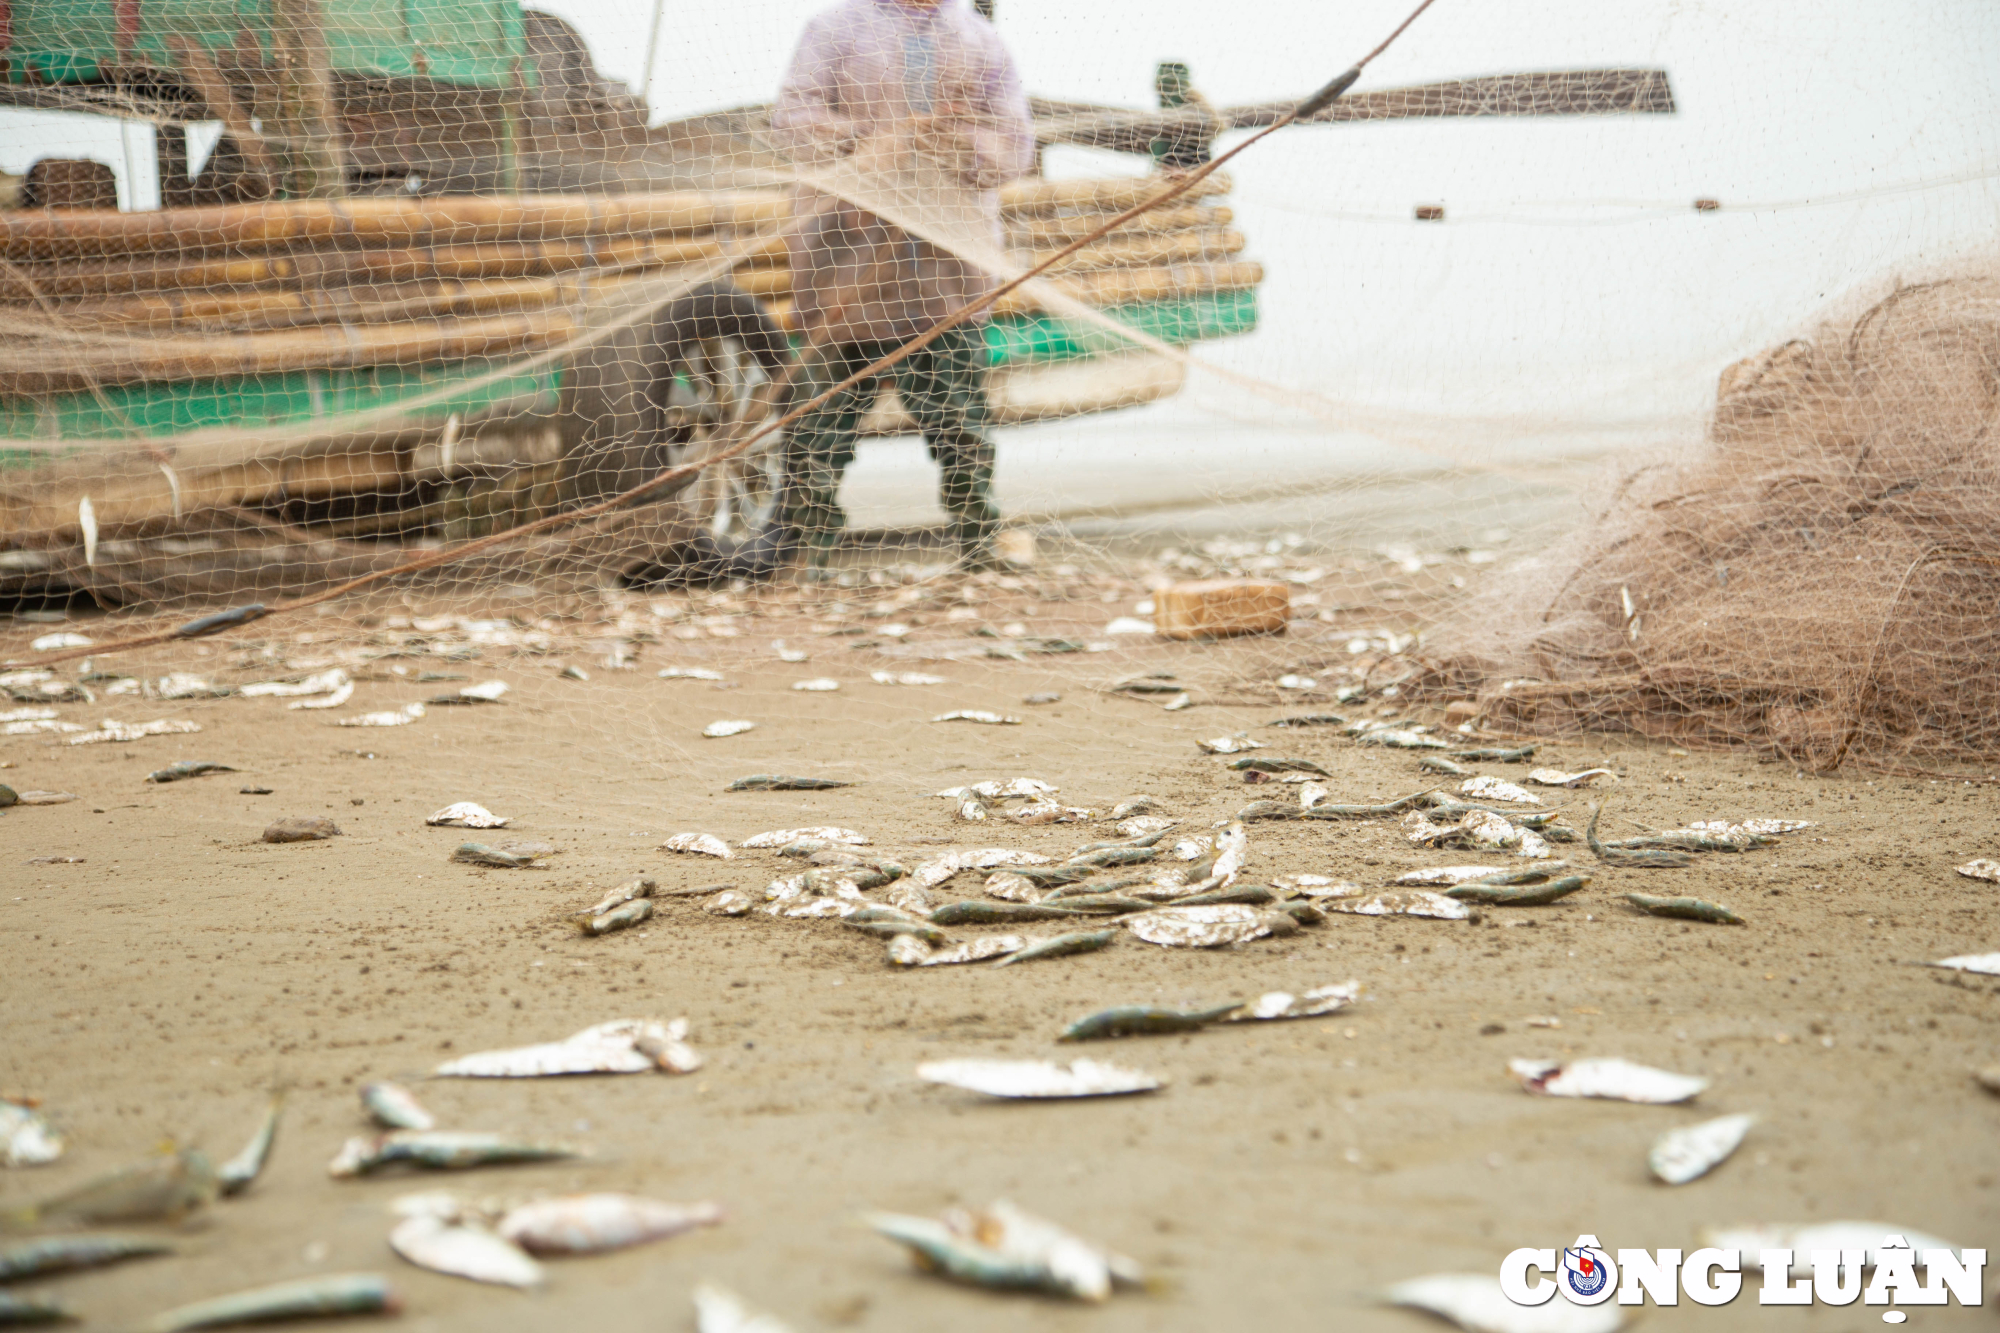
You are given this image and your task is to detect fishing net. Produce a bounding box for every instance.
[1412,275,2000,771]
[1,0,1997,778]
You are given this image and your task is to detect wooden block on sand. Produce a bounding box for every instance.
[1153,579,1290,640]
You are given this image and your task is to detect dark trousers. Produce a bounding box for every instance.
[778,325,1000,560]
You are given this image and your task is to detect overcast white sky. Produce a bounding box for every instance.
[545,1,2000,430]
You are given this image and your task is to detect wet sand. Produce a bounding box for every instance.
[2,571,1996,1331]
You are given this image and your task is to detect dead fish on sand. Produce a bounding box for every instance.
[1459,777,1541,805]
[1651,1113,1755,1185]
[0,1233,172,1281]
[1447,745,1537,763]
[578,899,652,935]
[388,1205,542,1289]
[217,1095,283,1196]
[1124,903,1283,948]
[143,1273,400,1331]
[263,817,341,843]
[13,1149,216,1227]
[1114,816,1176,838]
[1196,735,1263,754]
[1270,873,1359,898]
[704,890,753,916]
[1954,858,2000,882]
[888,934,1025,967]
[661,832,733,859]
[1,1101,63,1168]
[703,720,755,738]
[450,841,551,868]
[873,671,947,686]
[1059,1003,1244,1041]
[146,761,237,784]
[426,802,509,828]
[1528,767,1616,788]
[1585,803,1691,869]
[693,1283,794,1333]
[916,1059,1161,1100]
[937,778,1057,800]
[1383,1272,1623,1333]
[579,877,657,917]
[1623,893,1743,925]
[0,1290,72,1323]
[845,916,949,946]
[930,901,1089,927]
[497,1194,723,1255]
[434,1018,700,1078]
[1417,755,1468,776]
[934,710,1021,726]
[327,1132,581,1179]
[1357,728,1448,750]
[868,1200,1143,1303]
[1926,952,2000,976]
[659,667,723,681]
[1006,801,1096,826]
[1394,866,1506,886]
[1227,983,1362,1022]
[1509,1057,1707,1104]
[429,680,509,705]
[1447,875,1590,906]
[1267,714,1346,729]
[727,775,852,792]
[360,1083,434,1132]
[1326,891,1472,921]
[992,929,1117,968]
[740,827,869,849]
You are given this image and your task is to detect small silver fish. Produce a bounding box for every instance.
[327,1132,581,1179]
[1509,1057,1707,1104]
[496,1194,723,1255]
[217,1095,283,1197]
[993,929,1118,968]
[579,899,653,935]
[426,802,510,828]
[1650,1113,1755,1185]
[693,1283,795,1333]
[434,1018,697,1077]
[360,1083,435,1132]
[1123,903,1271,948]
[1326,891,1471,921]
[580,877,656,917]
[661,832,734,859]
[0,1233,172,1281]
[702,720,755,738]
[389,1214,542,1288]
[144,1273,400,1331]
[1228,982,1362,1021]
[0,1290,70,1324]
[917,1059,1161,1100]
[19,1149,216,1226]
[704,889,753,916]
[916,935,1027,966]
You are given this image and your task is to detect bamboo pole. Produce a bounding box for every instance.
[997,171,1232,214]
[272,0,347,198]
[1006,203,1230,245]
[0,192,790,260]
[1030,227,1244,273]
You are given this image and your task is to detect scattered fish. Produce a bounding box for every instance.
[1448,746,1537,763]
[659,668,723,681]
[1528,767,1616,788]
[1326,891,1472,921]
[1230,756,1330,777]
[872,671,946,686]
[1197,736,1263,754]
[693,1282,793,1333]
[360,1083,435,1133]
[1624,893,1743,925]
[1698,818,1814,836]
[703,720,755,738]
[1357,728,1448,750]
[240,669,348,699]
[1447,875,1590,906]
[333,704,427,728]
[1023,692,1061,705]
[1383,1272,1623,1333]
[1110,796,1160,819]
[579,899,653,936]
[1173,884,1277,908]
[497,1194,723,1255]
[0,1102,62,1168]
[993,929,1117,968]
[740,827,868,848]
[1276,675,1316,690]
[145,761,237,784]
[1954,858,2000,882]
[0,1291,70,1325]
[1651,1113,1756,1185]
[891,935,1026,966]
[1459,777,1541,805]
[1975,1066,2000,1094]
[1060,1003,1245,1041]
[705,890,753,916]
[579,877,657,917]
[1267,714,1346,729]
[143,1273,400,1331]
[217,1095,283,1197]
[1394,866,1506,886]
[426,802,510,829]
[1270,874,1360,898]
[1417,755,1468,776]
[845,917,949,945]
[434,1018,699,1078]
[661,832,733,859]
[429,681,509,706]
[389,1212,542,1288]
[933,711,1021,725]
[17,1149,217,1226]
[1298,789,1437,820]
[916,1059,1161,1100]
[326,1132,581,1179]
[870,1200,1143,1303]
[1125,903,1278,947]
[1584,803,1691,868]
[0,1233,171,1281]
[930,901,1088,926]
[1926,952,2000,976]
[1229,983,1362,1021]
[1510,1057,1707,1104]
[450,842,542,868]
[1114,816,1176,839]
[262,817,341,843]
[791,678,840,692]
[1007,801,1096,826]
[727,775,850,791]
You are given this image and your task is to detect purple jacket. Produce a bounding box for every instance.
[771,0,1034,343]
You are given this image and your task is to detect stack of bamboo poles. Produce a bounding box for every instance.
[0,174,1260,393]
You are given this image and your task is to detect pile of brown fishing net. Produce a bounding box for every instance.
[1414,276,2000,772]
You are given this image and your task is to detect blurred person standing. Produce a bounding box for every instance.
[767,0,1034,576]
